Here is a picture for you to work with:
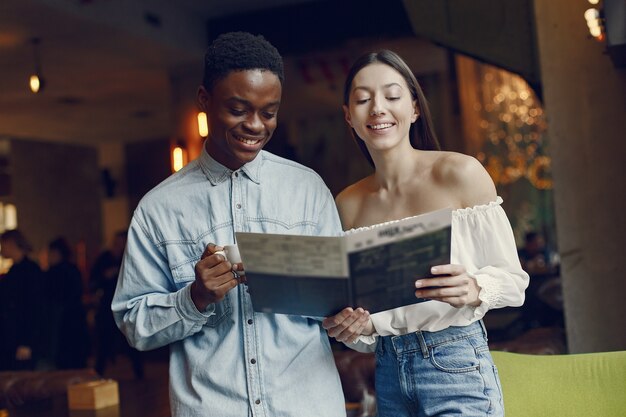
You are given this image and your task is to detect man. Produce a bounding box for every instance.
[112,32,346,417]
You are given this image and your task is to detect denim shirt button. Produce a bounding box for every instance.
[250,358,256,364]
[236,203,242,209]
[255,399,261,405]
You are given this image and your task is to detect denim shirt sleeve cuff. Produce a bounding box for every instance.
[175,283,216,322]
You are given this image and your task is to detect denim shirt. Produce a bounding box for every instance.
[112,148,346,417]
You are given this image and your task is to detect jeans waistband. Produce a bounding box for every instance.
[386,320,487,359]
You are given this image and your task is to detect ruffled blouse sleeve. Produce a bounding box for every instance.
[452,197,529,319]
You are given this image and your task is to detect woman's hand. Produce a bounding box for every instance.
[322,307,374,343]
[415,264,482,308]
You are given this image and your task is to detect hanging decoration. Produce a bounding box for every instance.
[472,65,552,190]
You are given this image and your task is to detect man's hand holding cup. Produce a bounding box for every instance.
[191,243,245,312]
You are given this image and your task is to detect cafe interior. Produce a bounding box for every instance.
[0,0,625,416]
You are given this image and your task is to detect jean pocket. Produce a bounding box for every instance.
[430,337,481,373]
[478,355,504,415]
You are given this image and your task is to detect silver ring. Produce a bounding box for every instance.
[231,270,240,280]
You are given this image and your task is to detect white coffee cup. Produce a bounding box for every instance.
[215,244,245,282]
[215,244,242,264]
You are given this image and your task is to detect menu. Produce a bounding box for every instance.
[235,207,452,316]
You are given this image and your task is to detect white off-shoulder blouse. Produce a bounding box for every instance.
[350,197,529,352]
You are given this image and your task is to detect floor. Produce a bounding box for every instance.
[92,348,171,417]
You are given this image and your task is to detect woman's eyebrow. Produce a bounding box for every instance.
[352,82,403,92]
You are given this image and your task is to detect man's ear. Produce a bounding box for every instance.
[197,85,210,111]
[343,105,352,127]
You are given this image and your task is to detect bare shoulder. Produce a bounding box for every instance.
[432,151,497,208]
[335,176,373,230]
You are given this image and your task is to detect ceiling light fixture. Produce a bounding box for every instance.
[29,37,45,94]
[197,111,209,137]
[171,140,188,173]
[584,1,605,41]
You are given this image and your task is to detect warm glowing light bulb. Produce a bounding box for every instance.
[584,8,599,21]
[173,147,184,172]
[587,0,599,4]
[197,112,209,137]
[590,26,602,37]
[4,204,17,230]
[29,74,41,93]
[587,19,601,29]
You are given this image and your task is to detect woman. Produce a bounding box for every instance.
[323,50,529,417]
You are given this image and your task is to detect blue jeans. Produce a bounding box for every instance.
[375,320,504,417]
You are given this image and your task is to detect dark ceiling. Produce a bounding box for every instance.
[0,0,412,146]
[206,0,413,55]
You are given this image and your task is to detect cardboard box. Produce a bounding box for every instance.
[67,379,119,410]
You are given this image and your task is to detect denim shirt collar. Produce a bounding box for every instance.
[198,142,262,185]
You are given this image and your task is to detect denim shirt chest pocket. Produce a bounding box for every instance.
[168,243,232,328]
[246,208,319,235]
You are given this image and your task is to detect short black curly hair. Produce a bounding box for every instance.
[202,31,284,91]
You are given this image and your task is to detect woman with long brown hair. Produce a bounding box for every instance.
[323,50,529,417]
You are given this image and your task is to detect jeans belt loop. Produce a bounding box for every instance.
[415,330,429,359]
[478,319,489,340]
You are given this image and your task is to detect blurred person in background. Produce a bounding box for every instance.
[518,231,558,276]
[46,236,90,369]
[0,229,44,370]
[517,231,563,330]
[90,230,143,378]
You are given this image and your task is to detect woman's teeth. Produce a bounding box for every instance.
[369,123,393,130]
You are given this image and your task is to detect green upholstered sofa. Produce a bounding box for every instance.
[492,350,626,417]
